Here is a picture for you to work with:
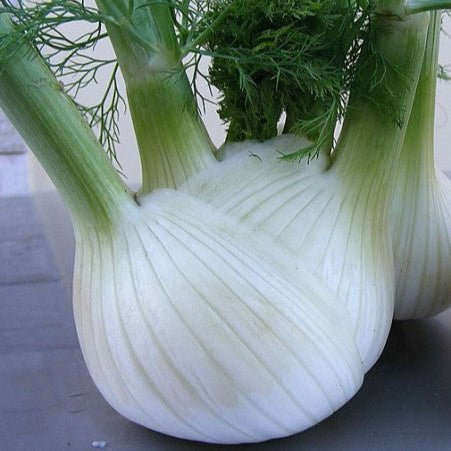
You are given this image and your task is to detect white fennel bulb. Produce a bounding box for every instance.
[73,190,363,444]
[0,11,363,444]
[391,12,451,318]
[184,131,394,372]
[0,2,447,446]
[183,13,429,371]
[0,44,364,441]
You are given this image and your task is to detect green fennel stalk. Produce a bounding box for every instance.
[94,0,216,193]
[0,14,133,228]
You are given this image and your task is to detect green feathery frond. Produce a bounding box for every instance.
[175,0,407,160]
[0,0,123,164]
[0,1,416,163]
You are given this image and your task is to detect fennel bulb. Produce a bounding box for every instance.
[73,190,363,443]
[0,11,363,444]
[392,167,451,318]
[183,12,429,371]
[0,0,449,445]
[391,12,451,318]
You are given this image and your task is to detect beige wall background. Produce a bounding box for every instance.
[29,15,451,193]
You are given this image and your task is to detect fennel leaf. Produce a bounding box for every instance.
[0,0,124,166]
[0,0,414,164]
[185,0,408,160]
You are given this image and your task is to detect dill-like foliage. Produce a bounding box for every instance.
[0,0,412,162]
[0,0,124,165]
[191,0,372,158]
[185,0,408,160]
